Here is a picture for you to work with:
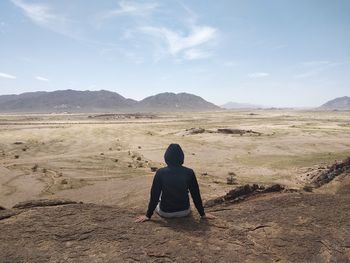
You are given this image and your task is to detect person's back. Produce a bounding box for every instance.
[135,143,215,222]
[156,166,194,213]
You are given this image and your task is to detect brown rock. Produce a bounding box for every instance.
[12,199,77,209]
[0,193,349,262]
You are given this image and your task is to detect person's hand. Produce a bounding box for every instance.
[201,213,216,220]
[134,215,150,223]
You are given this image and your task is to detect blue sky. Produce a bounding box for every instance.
[0,0,349,107]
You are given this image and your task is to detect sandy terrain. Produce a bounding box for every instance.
[1,110,349,209]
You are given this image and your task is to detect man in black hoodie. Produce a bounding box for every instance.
[135,144,215,222]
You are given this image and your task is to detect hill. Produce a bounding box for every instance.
[0,90,220,112]
[320,96,350,110]
[0,90,137,112]
[221,101,263,109]
[138,92,220,111]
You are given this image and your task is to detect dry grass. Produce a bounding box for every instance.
[1,110,350,208]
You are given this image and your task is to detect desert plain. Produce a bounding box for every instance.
[1,110,349,208]
[1,109,350,262]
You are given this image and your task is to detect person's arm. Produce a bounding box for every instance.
[145,171,162,219]
[189,170,205,217]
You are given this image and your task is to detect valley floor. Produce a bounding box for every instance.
[1,110,349,208]
[0,110,350,262]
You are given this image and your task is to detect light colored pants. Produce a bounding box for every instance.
[155,203,191,218]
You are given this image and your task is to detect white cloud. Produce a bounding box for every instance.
[295,60,346,79]
[302,61,331,67]
[224,61,238,67]
[294,71,318,79]
[184,49,211,60]
[35,76,49,82]
[11,0,69,36]
[102,1,158,19]
[96,1,219,62]
[0,72,16,79]
[247,72,270,78]
[140,25,217,60]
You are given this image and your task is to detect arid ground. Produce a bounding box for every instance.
[1,110,350,262]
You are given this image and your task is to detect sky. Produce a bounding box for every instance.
[0,0,349,107]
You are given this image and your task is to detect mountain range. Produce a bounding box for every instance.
[0,90,220,113]
[221,101,264,109]
[0,90,348,112]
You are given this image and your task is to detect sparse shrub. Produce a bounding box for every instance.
[14,155,19,159]
[136,156,141,161]
[32,164,39,172]
[42,168,47,173]
[61,179,68,185]
[303,185,313,192]
[114,159,119,162]
[227,172,237,185]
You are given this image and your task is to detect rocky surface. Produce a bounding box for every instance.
[204,184,288,207]
[12,199,78,209]
[217,128,262,136]
[180,127,263,136]
[1,190,349,263]
[311,157,350,188]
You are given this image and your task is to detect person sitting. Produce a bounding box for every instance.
[135,143,215,222]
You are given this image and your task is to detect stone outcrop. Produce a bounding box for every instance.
[311,157,350,188]
[1,191,349,262]
[205,184,286,207]
[12,199,78,209]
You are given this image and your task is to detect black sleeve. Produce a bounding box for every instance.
[189,170,205,216]
[146,171,162,218]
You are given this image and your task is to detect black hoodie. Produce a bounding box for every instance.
[146,144,205,218]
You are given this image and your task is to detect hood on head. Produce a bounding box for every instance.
[164,143,184,166]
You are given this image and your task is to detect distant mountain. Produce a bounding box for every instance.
[0,90,220,112]
[320,96,350,110]
[221,101,263,109]
[0,90,137,112]
[138,92,220,111]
